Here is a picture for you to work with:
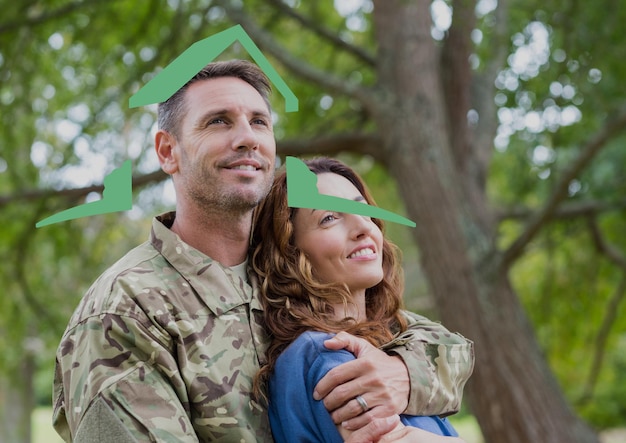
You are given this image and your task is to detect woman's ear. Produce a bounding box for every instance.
[155,130,179,175]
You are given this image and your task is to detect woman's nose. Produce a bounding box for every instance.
[349,213,374,239]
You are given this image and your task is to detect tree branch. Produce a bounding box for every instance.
[500,107,626,269]
[1,131,382,208]
[578,273,625,404]
[496,198,626,222]
[277,132,384,163]
[441,0,476,175]
[215,0,375,112]
[587,215,626,270]
[578,216,626,404]
[264,0,376,67]
[0,169,167,208]
[0,0,108,34]
[471,0,510,190]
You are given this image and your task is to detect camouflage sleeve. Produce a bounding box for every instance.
[53,311,198,442]
[380,310,474,417]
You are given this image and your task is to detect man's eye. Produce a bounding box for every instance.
[252,118,268,126]
[208,118,226,125]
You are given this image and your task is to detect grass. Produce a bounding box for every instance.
[448,414,484,443]
[446,414,626,443]
[32,408,64,443]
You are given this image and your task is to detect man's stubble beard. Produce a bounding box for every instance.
[182,151,274,216]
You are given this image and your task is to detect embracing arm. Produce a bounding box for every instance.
[53,312,197,442]
[380,310,474,416]
[315,311,473,430]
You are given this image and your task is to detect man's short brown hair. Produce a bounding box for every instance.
[157,60,272,138]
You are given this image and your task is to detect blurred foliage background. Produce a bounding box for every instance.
[0,0,625,441]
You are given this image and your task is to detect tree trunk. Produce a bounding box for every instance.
[0,355,35,443]
[372,1,599,442]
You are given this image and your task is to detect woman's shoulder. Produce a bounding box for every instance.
[279,331,335,361]
[273,331,355,388]
[277,330,359,370]
[295,330,335,346]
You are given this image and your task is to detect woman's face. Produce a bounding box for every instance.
[292,172,384,296]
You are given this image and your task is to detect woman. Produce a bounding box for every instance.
[251,157,469,442]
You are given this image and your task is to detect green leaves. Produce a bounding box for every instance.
[0,0,624,432]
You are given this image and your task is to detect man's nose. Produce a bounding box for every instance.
[232,120,259,151]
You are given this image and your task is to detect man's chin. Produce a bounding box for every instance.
[222,192,265,212]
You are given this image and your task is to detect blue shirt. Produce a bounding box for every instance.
[269,331,458,443]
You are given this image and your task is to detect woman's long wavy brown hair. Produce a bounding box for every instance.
[250,157,408,403]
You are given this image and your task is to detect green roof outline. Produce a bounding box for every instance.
[36,160,132,228]
[286,156,416,228]
[36,25,300,228]
[128,24,298,112]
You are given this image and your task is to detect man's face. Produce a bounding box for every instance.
[172,77,276,213]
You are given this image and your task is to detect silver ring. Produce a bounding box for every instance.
[355,395,369,413]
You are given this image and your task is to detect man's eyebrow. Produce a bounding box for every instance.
[195,109,228,126]
[196,108,270,125]
[250,109,272,120]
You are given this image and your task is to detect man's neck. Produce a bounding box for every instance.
[170,205,252,267]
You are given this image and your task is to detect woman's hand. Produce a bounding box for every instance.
[343,416,467,443]
[378,426,467,443]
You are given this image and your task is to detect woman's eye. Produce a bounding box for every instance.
[320,214,337,225]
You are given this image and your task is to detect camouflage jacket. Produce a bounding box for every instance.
[384,310,474,417]
[53,212,473,442]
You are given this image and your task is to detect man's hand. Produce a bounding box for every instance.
[314,332,410,430]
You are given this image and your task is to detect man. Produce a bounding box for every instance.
[53,60,473,442]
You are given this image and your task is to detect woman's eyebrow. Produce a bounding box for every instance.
[309,195,365,213]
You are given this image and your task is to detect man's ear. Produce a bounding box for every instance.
[155,129,179,175]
